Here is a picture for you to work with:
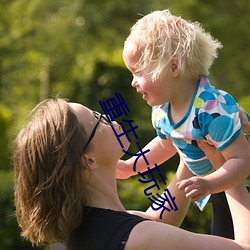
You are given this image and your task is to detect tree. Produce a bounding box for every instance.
[0,1,249,248]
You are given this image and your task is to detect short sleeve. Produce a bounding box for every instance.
[156,130,168,139]
[151,105,169,140]
[197,89,241,150]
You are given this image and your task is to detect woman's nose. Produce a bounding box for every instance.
[104,114,113,124]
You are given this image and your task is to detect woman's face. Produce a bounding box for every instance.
[68,103,130,161]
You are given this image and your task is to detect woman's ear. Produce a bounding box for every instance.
[82,155,97,169]
[170,57,180,77]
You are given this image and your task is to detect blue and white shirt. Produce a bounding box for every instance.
[152,75,242,176]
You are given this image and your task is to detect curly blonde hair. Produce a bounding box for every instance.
[13,98,88,246]
[125,9,222,81]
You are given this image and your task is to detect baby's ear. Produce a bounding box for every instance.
[171,57,180,76]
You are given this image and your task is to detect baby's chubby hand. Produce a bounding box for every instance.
[177,176,211,202]
[116,160,133,179]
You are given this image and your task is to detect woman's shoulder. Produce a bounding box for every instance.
[124,220,189,250]
[66,207,148,250]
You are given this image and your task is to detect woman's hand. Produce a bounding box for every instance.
[239,107,250,141]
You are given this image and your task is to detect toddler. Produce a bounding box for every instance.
[119,9,250,238]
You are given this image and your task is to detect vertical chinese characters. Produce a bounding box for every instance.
[99,93,178,219]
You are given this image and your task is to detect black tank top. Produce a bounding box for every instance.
[66,206,148,250]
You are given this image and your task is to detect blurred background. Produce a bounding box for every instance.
[0,0,249,249]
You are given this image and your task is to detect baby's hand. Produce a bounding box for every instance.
[177,176,211,202]
[116,160,133,179]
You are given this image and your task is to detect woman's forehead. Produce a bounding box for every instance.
[68,102,90,114]
[68,103,93,126]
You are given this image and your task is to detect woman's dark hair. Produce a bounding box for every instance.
[13,98,88,246]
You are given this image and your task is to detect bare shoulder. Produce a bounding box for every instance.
[124,220,245,250]
[124,220,186,250]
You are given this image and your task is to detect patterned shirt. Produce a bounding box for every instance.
[152,75,241,176]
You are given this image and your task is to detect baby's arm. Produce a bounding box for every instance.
[178,132,250,201]
[146,159,193,226]
[116,136,177,179]
[207,132,250,190]
[129,159,193,227]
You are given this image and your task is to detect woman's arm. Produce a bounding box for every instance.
[125,184,250,250]
[126,111,250,249]
[239,108,250,138]
[225,184,250,244]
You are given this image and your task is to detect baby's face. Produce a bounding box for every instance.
[123,42,174,106]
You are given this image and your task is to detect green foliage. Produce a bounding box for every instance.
[0,105,13,170]
[0,0,249,248]
[185,1,250,100]
[239,95,250,113]
[118,177,151,211]
[182,202,212,234]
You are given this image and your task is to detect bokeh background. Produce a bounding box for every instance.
[0,0,249,249]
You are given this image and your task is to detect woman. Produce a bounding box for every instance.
[13,98,250,249]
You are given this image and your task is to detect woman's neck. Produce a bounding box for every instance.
[84,164,126,212]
